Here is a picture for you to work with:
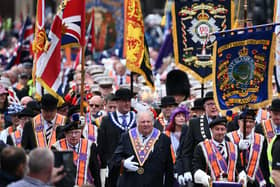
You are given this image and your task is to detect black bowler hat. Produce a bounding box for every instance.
[26,101,41,115]
[269,99,280,112]
[203,91,214,104]
[63,121,82,132]
[115,88,132,101]
[239,108,257,120]
[191,98,204,110]
[41,94,58,111]
[209,116,227,128]
[160,96,177,108]
[18,107,36,118]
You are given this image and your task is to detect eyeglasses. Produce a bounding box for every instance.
[90,104,101,108]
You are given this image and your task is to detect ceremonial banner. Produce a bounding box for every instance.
[213,25,275,113]
[274,0,280,94]
[172,0,234,83]
[124,0,154,91]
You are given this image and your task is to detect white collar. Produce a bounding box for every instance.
[237,129,254,140]
[212,139,225,147]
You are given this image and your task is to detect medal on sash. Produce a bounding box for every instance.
[129,128,160,175]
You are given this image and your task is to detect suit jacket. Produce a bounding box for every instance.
[52,139,101,187]
[175,115,211,174]
[21,114,65,151]
[97,111,136,186]
[192,139,243,186]
[110,129,174,187]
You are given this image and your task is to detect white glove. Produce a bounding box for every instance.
[194,169,210,187]
[177,174,186,186]
[239,139,251,150]
[259,180,266,187]
[238,170,247,185]
[80,116,85,126]
[100,167,109,187]
[174,173,178,179]
[123,155,139,172]
[184,172,193,182]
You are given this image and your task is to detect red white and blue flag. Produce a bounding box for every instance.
[35,11,64,105]
[61,0,86,47]
[6,17,34,70]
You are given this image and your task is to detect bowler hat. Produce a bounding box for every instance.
[239,108,257,120]
[203,91,214,104]
[41,94,58,111]
[209,116,227,128]
[63,121,82,132]
[160,96,177,108]
[18,107,36,118]
[191,98,204,110]
[115,88,132,101]
[269,99,280,112]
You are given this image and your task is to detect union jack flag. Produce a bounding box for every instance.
[61,0,86,47]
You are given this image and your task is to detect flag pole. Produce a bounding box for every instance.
[242,0,248,170]
[130,72,134,97]
[80,45,85,116]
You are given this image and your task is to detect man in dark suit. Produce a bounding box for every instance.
[97,88,136,187]
[52,120,101,187]
[192,117,246,186]
[110,110,174,187]
[175,91,219,185]
[21,94,66,150]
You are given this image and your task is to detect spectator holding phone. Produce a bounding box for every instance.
[7,148,64,187]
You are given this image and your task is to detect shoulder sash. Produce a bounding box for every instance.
[129,128,160,166]
[262,119,275,143]
[200,140,237,182]
[33,114,65,148]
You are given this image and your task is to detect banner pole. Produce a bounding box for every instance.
[80,45,85,116]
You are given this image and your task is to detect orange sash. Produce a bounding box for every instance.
[165,131,176,163]
[229,131,264,181]
[200,140,237,182]
[11,130,22,147]
[54,138,92,186]
[33,114,65,148]
[262,119,275,143]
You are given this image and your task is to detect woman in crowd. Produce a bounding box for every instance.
[165,106,190,163]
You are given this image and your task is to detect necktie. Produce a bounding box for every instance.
[120,77,123,85]
[121,115,127,128]
[71,145,78,153]
[142,135,147,143]
[217,143,226,158]
[276,126,280,134]
[46,122,53,144]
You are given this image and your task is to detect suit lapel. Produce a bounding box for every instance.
[204,115,212,139]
